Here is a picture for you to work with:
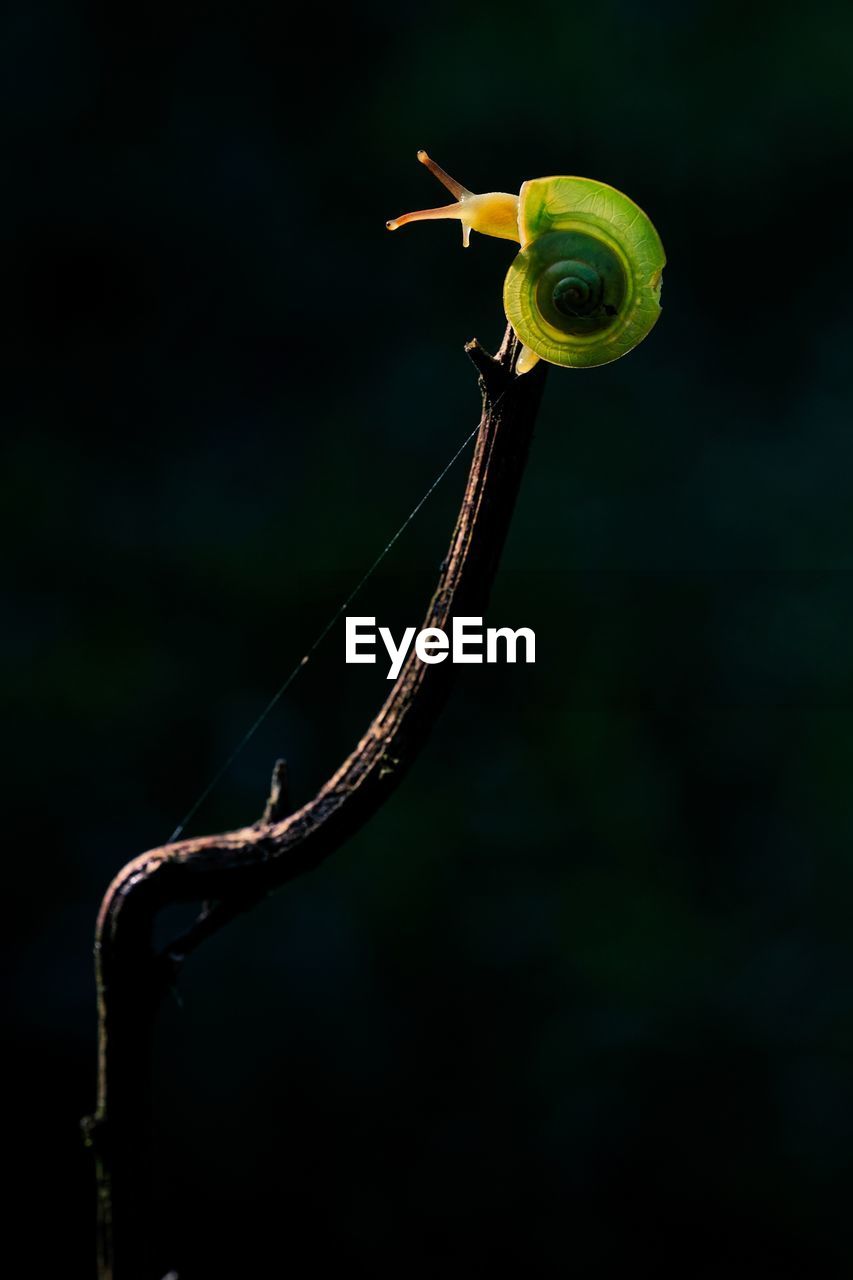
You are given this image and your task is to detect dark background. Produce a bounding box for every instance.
[6,0,853,1275]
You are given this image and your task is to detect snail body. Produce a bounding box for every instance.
[387,152,665,374]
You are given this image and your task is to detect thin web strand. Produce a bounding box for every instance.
[167,408,498,843]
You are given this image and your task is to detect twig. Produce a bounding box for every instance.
[84,325,546,1279]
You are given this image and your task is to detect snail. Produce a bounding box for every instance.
[387,151,665,375]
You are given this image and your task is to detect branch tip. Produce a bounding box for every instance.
[464,337,505,394]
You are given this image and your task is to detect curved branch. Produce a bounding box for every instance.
[87,325,546,1279]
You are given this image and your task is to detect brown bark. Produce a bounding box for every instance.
[84,325,546,1278]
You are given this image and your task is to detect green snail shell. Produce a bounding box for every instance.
[504,177,665,369]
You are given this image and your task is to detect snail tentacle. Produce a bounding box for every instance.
[386,152,520,247]
[416,149,472,200]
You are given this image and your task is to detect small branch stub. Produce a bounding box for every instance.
[261,758,291,824]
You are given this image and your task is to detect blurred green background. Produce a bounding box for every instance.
[6,0,853,1274]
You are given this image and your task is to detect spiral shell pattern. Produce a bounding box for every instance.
[504,177,665,369]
